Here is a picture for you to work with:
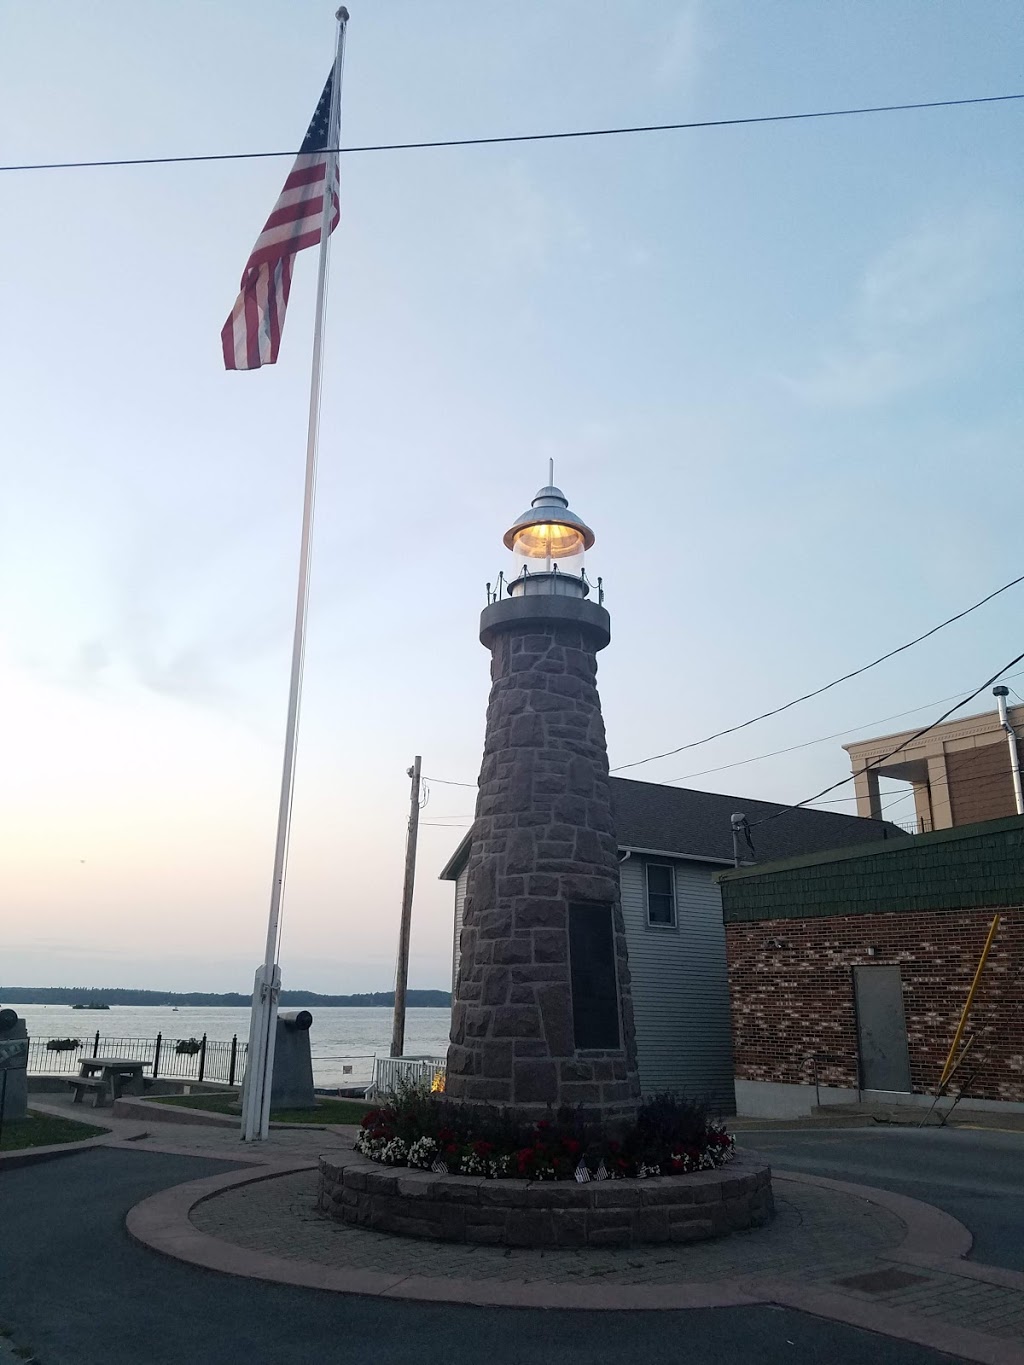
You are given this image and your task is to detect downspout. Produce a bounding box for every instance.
[992,686,1024,816]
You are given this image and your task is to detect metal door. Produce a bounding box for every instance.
[853,966,912,1093]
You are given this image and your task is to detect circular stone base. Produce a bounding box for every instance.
[318,1149,773,1248]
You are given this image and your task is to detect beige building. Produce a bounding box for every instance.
[845,693,1024,832]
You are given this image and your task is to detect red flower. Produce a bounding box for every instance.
[445,1143,458,1156]
[561,1138,581,1155]
[360,1109,382,1129]
[473,1140,495,1158]
[438,1127,456,1144]
[536,1119,551,1132]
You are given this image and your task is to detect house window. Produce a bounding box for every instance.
[646,862,676,927]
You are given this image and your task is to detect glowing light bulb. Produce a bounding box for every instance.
[512,522,585,559]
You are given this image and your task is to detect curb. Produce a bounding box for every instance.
[772,1171,974,1262]
[0,1133,116,1170]
[114,1098,238,1127]
[743,1276,1024,1365]
[124,1158,1024,1363]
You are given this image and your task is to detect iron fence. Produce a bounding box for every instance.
[27,1033,247,1086]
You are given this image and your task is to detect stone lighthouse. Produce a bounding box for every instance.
[446,477,640,1120]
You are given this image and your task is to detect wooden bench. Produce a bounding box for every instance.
[68,1076,110,1107]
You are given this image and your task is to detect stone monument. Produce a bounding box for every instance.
[446,479,640,1120]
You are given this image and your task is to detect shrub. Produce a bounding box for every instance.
[175,1038,202,1055]
[354,1083,733,1182]
[45,1038,81,1053]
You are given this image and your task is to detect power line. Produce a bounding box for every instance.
[747,650,1024,830]
[662,668,1024,785]
[612,570,1024,774]
[2,93,1021,175]
[807,761,1023,807]
[425,669,1024,797]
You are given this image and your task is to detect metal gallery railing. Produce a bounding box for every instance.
[27,1032,247,1086]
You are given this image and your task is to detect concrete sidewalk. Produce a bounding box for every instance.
[21,1091,359,1166]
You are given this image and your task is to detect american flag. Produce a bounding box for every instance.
[222,72,340,370]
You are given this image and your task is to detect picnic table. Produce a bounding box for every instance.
[68,1056,150,1107]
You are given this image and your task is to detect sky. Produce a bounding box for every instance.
[1,1,1021,994]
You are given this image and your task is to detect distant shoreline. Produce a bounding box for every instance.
[2,988,451,1009]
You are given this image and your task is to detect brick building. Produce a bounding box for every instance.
[718,815,1024,1117]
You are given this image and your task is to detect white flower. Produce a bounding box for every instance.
[380,1137,409,1166]
[408,1136,439,1169]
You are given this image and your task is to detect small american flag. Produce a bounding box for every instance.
[222,72,340,370]
[573,1161,591,1184]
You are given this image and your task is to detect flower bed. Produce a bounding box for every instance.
[354,1088,735,1182]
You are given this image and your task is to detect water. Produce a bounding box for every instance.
[6,1004,452,1089]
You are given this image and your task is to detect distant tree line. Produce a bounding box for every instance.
[1,987,451,1008]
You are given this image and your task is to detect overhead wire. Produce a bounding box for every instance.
[611,570,1024,774]
[746,650,1024,830]
[806,763,1023,807]
[2,93,1021,174]
[661,669,1024,785]
[424,670,1024,801]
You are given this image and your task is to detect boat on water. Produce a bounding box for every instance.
[72,1003,110,1011]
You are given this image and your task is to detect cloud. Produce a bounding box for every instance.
[782,209,1012,406]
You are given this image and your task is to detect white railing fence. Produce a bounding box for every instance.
[366,1055,447,1097]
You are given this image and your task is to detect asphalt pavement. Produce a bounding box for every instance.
[0,1147,961,1365]
[747,1124,1024,1272]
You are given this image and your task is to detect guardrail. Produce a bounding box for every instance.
[366,1055,447,1097]
[27,1033,246,1085]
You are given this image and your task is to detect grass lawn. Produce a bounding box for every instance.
[149,1092,371,1125]
[0,1110,108,1152]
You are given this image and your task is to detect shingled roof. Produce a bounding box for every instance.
[439,776,902,879]
[608,776,903,865]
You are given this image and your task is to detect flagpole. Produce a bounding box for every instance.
[242,6,350,1143]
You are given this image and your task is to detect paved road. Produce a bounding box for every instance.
[0,1149,958,1365]
[748,1125,1024,1272]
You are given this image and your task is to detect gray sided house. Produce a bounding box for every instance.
[442,776,901,1114]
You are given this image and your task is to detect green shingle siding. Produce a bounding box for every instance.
[719,816,1024,923]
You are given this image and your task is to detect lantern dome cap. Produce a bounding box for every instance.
[502,483,595,552]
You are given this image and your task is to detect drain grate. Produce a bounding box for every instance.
[834,1267,930,1294]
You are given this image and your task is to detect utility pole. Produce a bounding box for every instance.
[390,756,422,1058]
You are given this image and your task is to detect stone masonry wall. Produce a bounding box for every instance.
[446,620,641,1117]
[726,906,1024,1102]
[318,1148,774,1248]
